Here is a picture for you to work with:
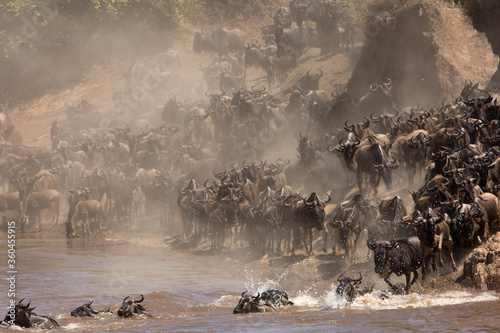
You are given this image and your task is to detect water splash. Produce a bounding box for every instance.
[243,269,289,293]
[323,283,348,310]
[350,290,498,311]
[290,287,320,308]
[64,322,82,330]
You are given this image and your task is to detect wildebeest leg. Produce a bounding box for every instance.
[409,268,419,291]
[356,171,363,195]
[308,229,314,256]
[446,240,458,271]
[436,235,444,267]
[53,200,60,226]
[291,226,300,255]
[322,229,328,253]
[384,276,397,291]
[84,214,91,238]
[431,253,437,272]
[422,252,432,281]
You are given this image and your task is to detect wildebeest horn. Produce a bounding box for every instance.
[353,272,362,282]
[370,112,380,121]
[370,84,379,92]
[324,194,331,203]
[242,291,248,297]
[366,240,376,250]
[384,78,391,86]
[363,117,370,128]
[303,198,314,206]
[397,114,405,124]
[123,296,131,302]
[344,120,354,131]
[253,292,260,300]
[426,182,437,192]
[391,108,399,118]
[134,294,144,303]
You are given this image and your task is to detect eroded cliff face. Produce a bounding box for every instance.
[461,233,500,290]
[464,0,500,89]
[347,0,498,108]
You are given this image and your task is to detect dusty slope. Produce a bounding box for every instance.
[8,0,354,148]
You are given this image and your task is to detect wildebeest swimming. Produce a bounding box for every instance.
[3,299,60,329]
[233,290,294,314]
[117,294,152,318]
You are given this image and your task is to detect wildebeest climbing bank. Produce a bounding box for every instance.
[1,0,500,331]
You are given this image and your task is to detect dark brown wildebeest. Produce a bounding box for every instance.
[233,290,293,314]
[353,142,399,197]
[3,299,59,329]
[71,301,111,317]
[367,236,423,294]
[117,295,152,318]
[291,192,330,255]
[193,28,246,57]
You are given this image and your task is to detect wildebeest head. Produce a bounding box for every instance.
[411,209,441,250]
[233,291,272,314]
[336,273,363,303]
[4,299,59,329]
[297,132,315,163]
[367,240,394,275]
[372,145,398,190]
[71,301,100,317]
[117,295,148,318]
[4,299,34,328]
[303,192,330,229]
[298,68,323,91]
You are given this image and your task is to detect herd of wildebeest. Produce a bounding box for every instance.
[2,0,500,328]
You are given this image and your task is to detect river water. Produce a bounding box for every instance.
[1,228,500,332]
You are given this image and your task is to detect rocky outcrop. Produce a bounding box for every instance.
[347,0,499,108]
[461,233,500,290]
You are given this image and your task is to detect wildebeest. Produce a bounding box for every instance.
[71,301,111,317]
[193,28,246,57]
[3,299,60,329]
[353,142,399,197]
[330,195,367,261]
[367,236,423,293]
[292,192,330,255]
[275,26,317,57]
[411,208,458,279]
[117,294,152,318]
[336,273,373,303]
[271,6,293,28]
[233,290,293,314]
[297,68,323,91]
[68,198,105,238]
[22,189,61,232]
[356,79,396,118]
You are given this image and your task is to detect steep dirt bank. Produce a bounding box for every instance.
[464,0,500,89]
[347,0,498,108]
